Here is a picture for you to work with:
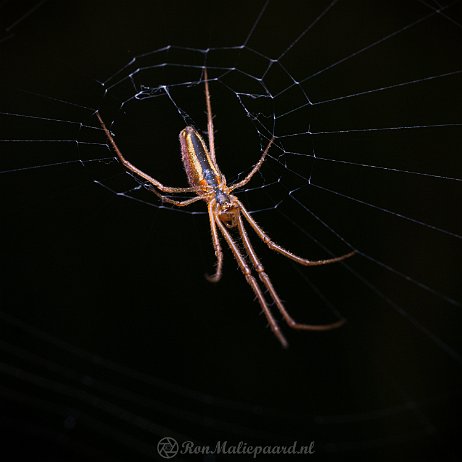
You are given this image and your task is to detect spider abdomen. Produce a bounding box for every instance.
[179,126,223,191]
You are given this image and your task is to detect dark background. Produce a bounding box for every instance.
[1,1,462,461]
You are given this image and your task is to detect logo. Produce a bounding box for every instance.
[156,437,315,458]
[157,437,179,459]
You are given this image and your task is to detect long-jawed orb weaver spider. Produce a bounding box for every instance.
[96,69,354,348]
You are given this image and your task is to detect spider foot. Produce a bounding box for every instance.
[205,272,222,283]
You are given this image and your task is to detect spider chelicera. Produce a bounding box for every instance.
[96,69,354,348]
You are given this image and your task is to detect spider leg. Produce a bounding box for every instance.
[205,200,224,283]
[236,213,345,332]
[97,111,197,194]
[148,187,203,207]
[214,214,288,348]
[236,198,355,265]
[203,68,217,166]
[228,137,274,192]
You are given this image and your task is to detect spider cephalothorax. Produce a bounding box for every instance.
[215,198,239,228]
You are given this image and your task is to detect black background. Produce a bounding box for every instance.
[1,1,462,461]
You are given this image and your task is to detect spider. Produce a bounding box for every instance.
[96,69,354,348]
